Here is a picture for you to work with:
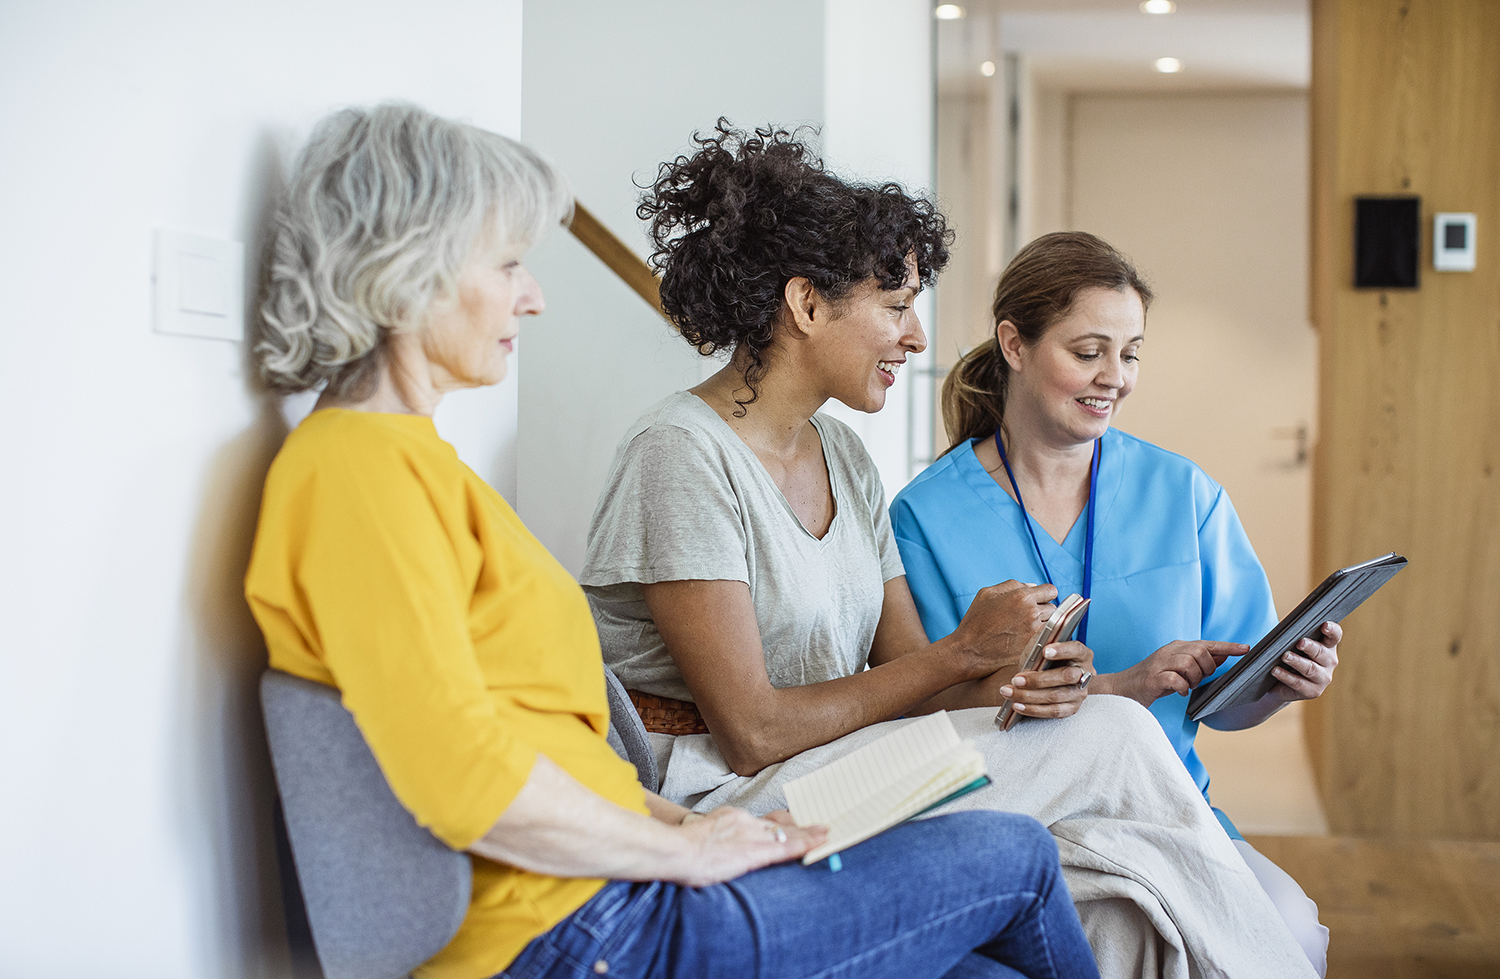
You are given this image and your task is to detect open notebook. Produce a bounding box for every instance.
[783,711,989,865]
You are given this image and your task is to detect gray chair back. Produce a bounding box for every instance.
[261,671,471,979]
[603,666,659,793]
[263,667,658,979]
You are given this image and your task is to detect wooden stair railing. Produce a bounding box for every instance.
[567,203,668,322]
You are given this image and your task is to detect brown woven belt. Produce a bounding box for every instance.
[626,689,709,736]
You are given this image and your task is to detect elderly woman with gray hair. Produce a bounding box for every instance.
[243,103,1099,979]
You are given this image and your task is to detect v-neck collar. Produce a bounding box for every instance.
[954,431,1123,582]
[685,392,841,544]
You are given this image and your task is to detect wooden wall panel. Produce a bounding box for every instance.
[1308,0,1500,839]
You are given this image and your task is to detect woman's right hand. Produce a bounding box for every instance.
[668,807,826,887]
[1093,640,1248,707]
[947,580,1058,678]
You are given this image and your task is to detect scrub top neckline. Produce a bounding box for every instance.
[953,432,1124,584]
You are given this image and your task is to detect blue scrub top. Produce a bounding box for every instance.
[890,428,1278,838]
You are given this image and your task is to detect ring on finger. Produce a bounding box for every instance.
[766,824,787,843]
[1078,671,1092,691]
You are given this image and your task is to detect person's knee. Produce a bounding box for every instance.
[1073,694,1200,787]
[1274,891,1328,977]
[946,809,1052,844]
[1234,840,1329,976]
[1275,882,1327,970]
[1078,693,1163,741]
[936,811,1059,884]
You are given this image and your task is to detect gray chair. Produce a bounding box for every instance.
[262,667,658,979]
[603,664,659,793]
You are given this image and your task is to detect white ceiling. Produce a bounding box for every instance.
[937,0,1309,93]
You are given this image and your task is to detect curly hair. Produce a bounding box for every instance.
[256,103,572,398]
[941,231,1153,454]
[638,120,952,411]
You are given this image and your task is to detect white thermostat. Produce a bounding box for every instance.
[1433,212,1476,272]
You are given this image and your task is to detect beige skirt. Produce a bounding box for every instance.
[652,694,1314,979]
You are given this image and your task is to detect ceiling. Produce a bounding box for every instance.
[937,0,1309,93]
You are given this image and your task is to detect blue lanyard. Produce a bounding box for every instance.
[993,428,1099,645]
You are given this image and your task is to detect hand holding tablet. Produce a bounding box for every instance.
[1187,552,1407,720]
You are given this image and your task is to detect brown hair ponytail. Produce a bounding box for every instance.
[940,231,1153,453]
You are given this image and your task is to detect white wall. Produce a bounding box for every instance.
[1018,71,1068,242]
[1066,92,1315,614]
[518,0,939,574]
[0,3,941,973]
[516,0,825,575]
[935,88,1001,364]
[0,3,525,976]
[821,0,939,493]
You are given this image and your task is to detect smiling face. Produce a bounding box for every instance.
[813,257,928,414]
[416,224,545,391]
[999,285,1145,448]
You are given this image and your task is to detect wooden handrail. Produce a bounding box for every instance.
[567,203,668,322]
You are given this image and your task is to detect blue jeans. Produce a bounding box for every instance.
[497,811,1098,979]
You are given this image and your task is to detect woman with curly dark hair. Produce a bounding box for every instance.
[246,104,1101,979]
[579,123,1317,979]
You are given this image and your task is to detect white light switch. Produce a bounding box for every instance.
[1433,213,1476,272]
[154,230,245,340]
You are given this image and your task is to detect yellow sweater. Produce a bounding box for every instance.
[245,409,647,979]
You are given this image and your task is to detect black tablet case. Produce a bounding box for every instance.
[1186,553,1408,720]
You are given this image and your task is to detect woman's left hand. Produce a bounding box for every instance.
[998,640,1095,720]
[1268,621,1341,702]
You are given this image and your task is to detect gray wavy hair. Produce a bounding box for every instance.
[257,103,572,397]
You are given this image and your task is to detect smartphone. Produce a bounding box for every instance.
[995,594,1089,732]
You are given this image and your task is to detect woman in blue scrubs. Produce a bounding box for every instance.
[890,231,1338,976]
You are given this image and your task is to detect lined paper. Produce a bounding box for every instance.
[784,712,988,863]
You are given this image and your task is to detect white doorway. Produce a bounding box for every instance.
[1061,90,1324,835]
[934,1,1326,835]
[1065,91,1314,623]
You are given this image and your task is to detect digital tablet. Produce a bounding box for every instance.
[996,594,1090,731]
[1186,552,1408,720]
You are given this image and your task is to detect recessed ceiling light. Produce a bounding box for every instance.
[1140,0,1177,12]
[1154,57,1183,73]
[980,60,996,77]
[934,4,965,20]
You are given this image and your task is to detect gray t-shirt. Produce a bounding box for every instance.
[581,391,905,702]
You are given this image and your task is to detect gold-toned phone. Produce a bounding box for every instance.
[995,594,1090,731]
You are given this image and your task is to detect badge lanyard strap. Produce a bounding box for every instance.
[994,427,1100,645]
